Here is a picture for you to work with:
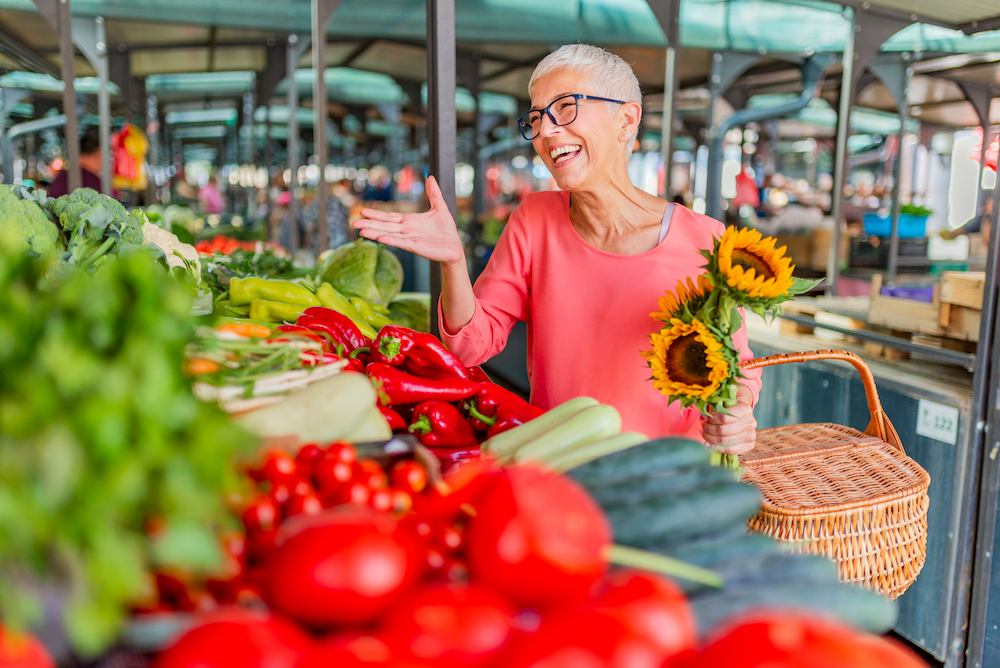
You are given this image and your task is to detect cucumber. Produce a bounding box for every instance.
[679,553,839,595]
[654,531,783,568]
[689,581,899,636]
[513,404,622,464]
[546,432,647,471]
[589,464,737,507]
[570,437,709,488]
[482,396,598,458]
[604,481,761,547]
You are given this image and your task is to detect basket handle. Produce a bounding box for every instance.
[739,349,905,454]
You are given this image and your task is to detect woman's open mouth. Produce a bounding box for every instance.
[549,144,582,166]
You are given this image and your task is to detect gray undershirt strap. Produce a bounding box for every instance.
[657,203,676,245]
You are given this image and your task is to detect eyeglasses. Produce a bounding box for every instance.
[517,93,628,140]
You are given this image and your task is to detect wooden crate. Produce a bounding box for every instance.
[939,271,984,309]
[938,272,984,342]
[867,274,943,336]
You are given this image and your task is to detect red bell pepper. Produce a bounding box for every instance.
[297,307,371,353]
[299,350,341,367]
[467,397,545,438]
[377,405,407,432]
[464,382,525,431]
[408,401,480,448]
[373,325,470,379]
[365,363,480,406]
[427,446,483,474]
[465,366,492,383]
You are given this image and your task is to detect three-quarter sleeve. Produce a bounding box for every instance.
[438,203,533,367]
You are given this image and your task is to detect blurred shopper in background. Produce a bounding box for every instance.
[47,128,104,197]
[198,174,225,214]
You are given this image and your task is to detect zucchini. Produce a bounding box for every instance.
[589,464,737,507]
[570,437,709,488]
[512,404,622,464]
[604,481,761,547]
[689,581,899,636]
[237,372,376,442]
[546,432,648,471]
[679,553,839,595]
[654,531,782,568]
[482,396,598,458]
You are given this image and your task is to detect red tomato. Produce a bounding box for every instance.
[155,570,195,611]
[464,465,610,609]
[497,608,662,668]
[152,611,313,668]
[246,528,280,563]
[428,447,482,474]
[269,484,292,507]
[257,450,300,487]
[314,458,354,498]
[0,626,54,668]
[242,496,279,533]
[692,614,929,668]
[263,507,422,627]
[390,489,413,514]
[295,443,325,479]
[391,461,428,494]
[415,457,500,524]
[382,584,515,667]
[357,460,388,490]
[439,525,463,552]
[370,489,393,513]
[589,570,695,659]
[326,440,358,463]
[345,482,372,506]
[286,491,324,518]
[297,634,393,667]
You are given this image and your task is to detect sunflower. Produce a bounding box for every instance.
[643,318,731,403]
[651,274,713,323]
[715,227,795,300]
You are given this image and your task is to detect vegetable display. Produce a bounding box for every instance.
[0,234,254,655]
[318,239,403,306]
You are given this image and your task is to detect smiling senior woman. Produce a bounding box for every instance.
[354,44,762,453]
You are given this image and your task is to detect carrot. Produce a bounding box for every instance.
[215,322,272,338]
[186,358,222,375]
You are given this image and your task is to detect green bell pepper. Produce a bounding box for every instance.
[230,277,321,308]
[248,299,308,323]
[350,297,394,330]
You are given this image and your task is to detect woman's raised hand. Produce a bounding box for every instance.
[352,176,464,267]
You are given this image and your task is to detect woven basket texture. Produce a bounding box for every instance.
[738,351,931,600]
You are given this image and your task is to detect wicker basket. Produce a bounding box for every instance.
[738,350,931,600]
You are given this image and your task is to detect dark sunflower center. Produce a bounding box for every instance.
[731,248,775,279]
[665,333,712,385]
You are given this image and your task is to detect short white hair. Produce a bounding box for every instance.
[529,44,642,159]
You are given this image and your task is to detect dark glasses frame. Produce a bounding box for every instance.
[517,93,628,140]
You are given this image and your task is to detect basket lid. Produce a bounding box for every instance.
[741,441,931,514]
[742,423,881,467]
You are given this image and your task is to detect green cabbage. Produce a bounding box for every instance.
[388,298,430,332]
[319,239,405,305]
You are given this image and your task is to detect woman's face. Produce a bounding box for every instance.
[530,68,625,192]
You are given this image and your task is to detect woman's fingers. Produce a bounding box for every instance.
[426,175,448,211]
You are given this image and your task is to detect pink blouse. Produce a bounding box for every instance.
[440,190,762,439]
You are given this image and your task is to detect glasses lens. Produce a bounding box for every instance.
[551,96,578,126]
[519,111,542,139]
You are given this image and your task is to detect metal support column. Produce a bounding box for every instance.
[869,53,911,286]
[645,0,680,198]
[426,0,457,337]
[825,8,912,295]
[72,15,111,195]
[33,0,80,191]
[286,34,310,255]
[311,0,342,253]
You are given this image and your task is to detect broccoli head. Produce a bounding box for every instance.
[121,210,146,245]
[0,184,61,257]
[52,187,129,234]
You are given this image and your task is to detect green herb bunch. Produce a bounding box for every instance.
[0,229,255,656]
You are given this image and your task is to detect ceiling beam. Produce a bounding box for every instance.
[831,0,956,31]
[206,26,218,73]
[0,16,60,78]
[959,14,1000,35]
[337,39,375,68]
